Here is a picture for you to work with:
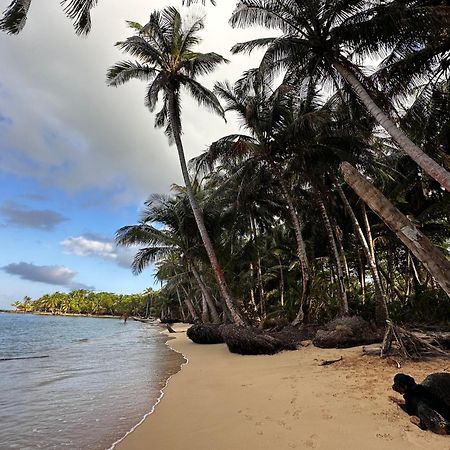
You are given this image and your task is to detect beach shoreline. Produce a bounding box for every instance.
[116,324,449,450]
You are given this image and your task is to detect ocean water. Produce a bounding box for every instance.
[0,313,184,450]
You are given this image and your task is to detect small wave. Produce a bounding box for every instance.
[108,331,188,450]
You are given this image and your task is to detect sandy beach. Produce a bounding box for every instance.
[117,325,450,450]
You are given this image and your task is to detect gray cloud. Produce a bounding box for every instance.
[61,234,135,269]
[0,201,68,230]
[0,1,269,202]
[2,262,94,290]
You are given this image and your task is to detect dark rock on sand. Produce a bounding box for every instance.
[313,316,380,349]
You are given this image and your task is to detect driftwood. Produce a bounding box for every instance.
[319,356,343,366]
[380,320,448,359]
[0,355,49,361]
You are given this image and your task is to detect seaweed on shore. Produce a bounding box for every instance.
[186,324,224,344]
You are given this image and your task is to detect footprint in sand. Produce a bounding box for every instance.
[376,433,393,440]
[304,439,316,448]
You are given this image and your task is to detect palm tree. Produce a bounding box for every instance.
[229,0,450,193]
[340,161,450,297]
[192,77,313,322]
[107,7,245,325]
[0,0,215,35]
[116,193,221,323]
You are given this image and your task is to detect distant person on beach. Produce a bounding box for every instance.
[122,313,128,324]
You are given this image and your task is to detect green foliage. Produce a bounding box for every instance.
[12,290,160,318]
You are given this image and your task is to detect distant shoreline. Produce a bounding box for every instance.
[0,310,124,319]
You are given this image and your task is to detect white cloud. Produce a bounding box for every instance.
[61,234,135,269]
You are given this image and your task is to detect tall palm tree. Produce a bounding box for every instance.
[0,0,214,35]
[229,0,450,193]
[193,77,313,322]
[107,7,245,325]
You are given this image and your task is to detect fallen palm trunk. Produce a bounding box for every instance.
[186,323,224,344]
[220,325,298,355]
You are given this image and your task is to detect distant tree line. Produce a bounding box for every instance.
[11,289,175,318]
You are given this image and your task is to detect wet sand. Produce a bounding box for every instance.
[117,325,450,450]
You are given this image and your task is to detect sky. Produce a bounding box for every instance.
[0,0,269,309]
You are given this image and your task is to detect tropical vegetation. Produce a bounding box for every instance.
[5,2,450,328]
[112,3,449,327]
[12,289,165,318]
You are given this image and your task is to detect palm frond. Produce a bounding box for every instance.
[61,0,98,35]
[181,76,225,118]
[106,61,157,87]
[0,0,31,34]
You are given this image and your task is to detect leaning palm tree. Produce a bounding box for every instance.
[229,0,450,193]
[0,0,215,35]
[193,77,313,323]
[107,7,245,325]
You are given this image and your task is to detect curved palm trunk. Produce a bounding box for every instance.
[168,91,246,326]
[175,288,186,321]
[334,63,450,193]
[332,177,388,324]
[340,162,450,297]
[317,194,349,315]
[190,263,221,324]
[201,293,210,323]
[271,167,311,325]
[181,285,200,322]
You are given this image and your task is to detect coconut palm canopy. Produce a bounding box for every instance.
[2,1,450,325]
[0,0,215,35]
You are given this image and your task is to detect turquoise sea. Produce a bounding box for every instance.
[0,313,183,449]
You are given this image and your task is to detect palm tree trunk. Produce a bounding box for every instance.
[168,91,245,326]
[317,194,349,315]
[332,177,388,323]
[361,204,375,260]
[340,162,450,297]
[249,262,258,313]
[175,288,186,321]
[329,211,350,282]
[201,293,210,323]
[277,255,285,307]
[357,251,366,304]
[181,285,200,322]
[271,165,311,324]
[333,63,450,193]
[190,263,221,324]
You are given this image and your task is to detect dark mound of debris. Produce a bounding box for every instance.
[313,316,381,349]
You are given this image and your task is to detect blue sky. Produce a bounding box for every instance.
[0,0,267,309]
